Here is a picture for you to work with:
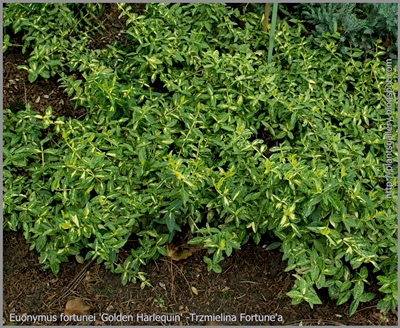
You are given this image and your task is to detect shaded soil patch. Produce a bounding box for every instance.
[3,231,397,326]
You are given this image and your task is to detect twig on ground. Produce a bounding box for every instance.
[48,257,97,305]
[160,258,193,300]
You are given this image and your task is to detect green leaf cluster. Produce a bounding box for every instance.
[188,223,241,273]
[3,3,105,81]
[3,3,398,314]
[289,3,398,60]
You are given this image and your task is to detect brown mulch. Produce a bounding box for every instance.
[3,230,397,326]
[2,3,398,326]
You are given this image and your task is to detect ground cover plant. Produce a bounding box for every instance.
[3,2,398,318]
[282,3,398,60]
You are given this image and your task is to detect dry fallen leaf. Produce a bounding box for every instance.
[65,297,90,316]
[166,243,192,261]
[191,286,198,295]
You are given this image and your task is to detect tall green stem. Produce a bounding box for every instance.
[263,3,271,32]
[267,3,279,64]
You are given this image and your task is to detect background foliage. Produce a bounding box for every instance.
[3,3,398,315]
[287,3,398,60]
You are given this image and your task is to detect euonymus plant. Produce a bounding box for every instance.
[3,3,398,316]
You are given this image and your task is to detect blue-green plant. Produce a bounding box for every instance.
[291,3,398,59]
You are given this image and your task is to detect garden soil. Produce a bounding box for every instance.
[2,4,398,326]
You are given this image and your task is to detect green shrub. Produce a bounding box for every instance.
[290,3,398,60]
[3,2,398,315]
[2,3,104,81]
